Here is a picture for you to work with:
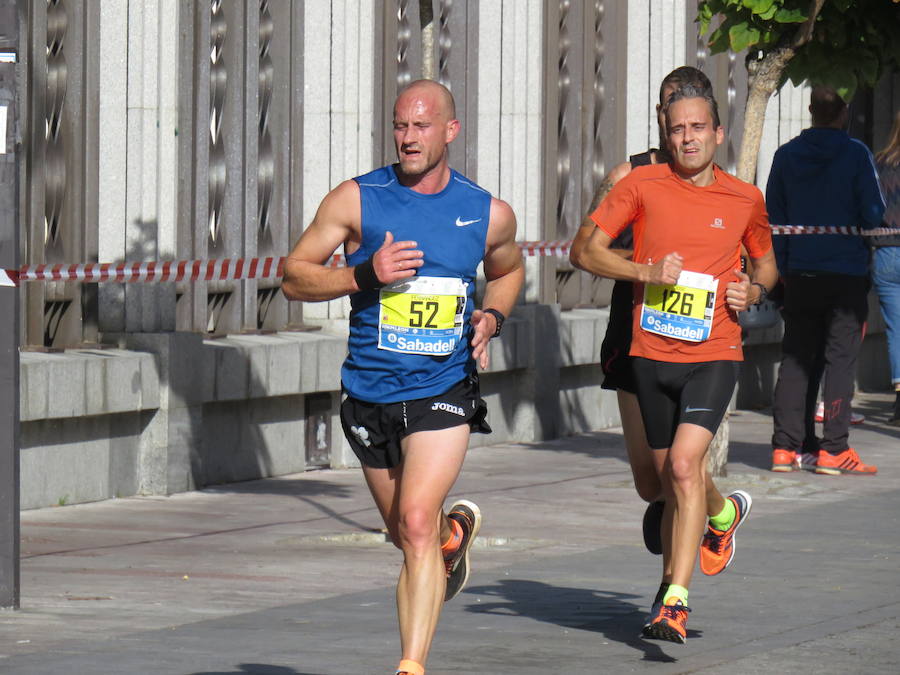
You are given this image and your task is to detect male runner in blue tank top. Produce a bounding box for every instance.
[282,79,524,675]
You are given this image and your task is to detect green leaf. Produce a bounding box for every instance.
[759,29,778,48]
[758,3,778,20]
[773,6,807,23]
[813,65,858,103]
[707,24,731,54]
[707,15,742,54]
[742,0,775,15]
[851,50,880,87]
[729,20,762,51]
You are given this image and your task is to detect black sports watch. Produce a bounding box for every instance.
[483,308,505,338]
[751,282,768,305]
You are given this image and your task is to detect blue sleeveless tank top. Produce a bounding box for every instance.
[342,165,492,403]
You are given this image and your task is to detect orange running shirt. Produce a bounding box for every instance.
[589,163,772,363]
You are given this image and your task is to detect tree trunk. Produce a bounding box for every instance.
[736,47,796,183]
[708,0,824,476]
[707,415,729,477]
[420,0,435,80]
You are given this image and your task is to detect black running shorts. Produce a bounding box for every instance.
[600,280,636,393]
[340,374,491,469]
[632,358,739,450]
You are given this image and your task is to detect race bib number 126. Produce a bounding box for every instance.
[640,270,717,342]
[378,276,467,355]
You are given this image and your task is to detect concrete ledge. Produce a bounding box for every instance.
[19,307,613,420]
[20,348,160,421]
[559,308,608,366]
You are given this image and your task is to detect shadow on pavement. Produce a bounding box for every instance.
[725,439,776,471]
[464,579,696,663]
[190,664,318,675]
[205,478,377,533]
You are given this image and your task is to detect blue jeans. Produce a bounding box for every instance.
[873,246,900,387]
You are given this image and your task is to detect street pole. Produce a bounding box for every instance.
[0,0,21,609]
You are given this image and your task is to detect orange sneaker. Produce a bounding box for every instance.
[700,490,752,576]
[815,448,877,475]
[643,597,690,644]
[396,659,425,675]
[771,448,797,472]
[443,499,482,601]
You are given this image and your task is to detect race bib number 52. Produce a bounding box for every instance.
[640,270,717,342]
[378,276,467,355]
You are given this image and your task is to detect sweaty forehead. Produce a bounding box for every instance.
[395,93,433,114]
[395,98,440,125]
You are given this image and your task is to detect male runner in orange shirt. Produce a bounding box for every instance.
[571,84,777,642]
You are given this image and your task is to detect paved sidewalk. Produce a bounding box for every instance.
[1,392,898,674]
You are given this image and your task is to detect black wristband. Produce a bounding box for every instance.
[353,256,383,291]
[483,308,505,338]
[751,282,768,305]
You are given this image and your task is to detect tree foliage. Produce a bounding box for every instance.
[699,0,900,101]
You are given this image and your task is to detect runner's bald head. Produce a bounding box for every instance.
[395,79,457,121]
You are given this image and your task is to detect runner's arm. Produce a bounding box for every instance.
[570,162,634,265]
[281,180,423,301]
[748,248,778,304]
[470,198,525,368]
[571,224,632,263]
[726,248,778,312]
[570,223,680,285]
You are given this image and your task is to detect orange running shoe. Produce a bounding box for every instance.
[815,448,877,475]
[700,490,752,576]
[443,499,482,601]
[395,659,425,675]
[643,597,690,644]
[771,448,797,472]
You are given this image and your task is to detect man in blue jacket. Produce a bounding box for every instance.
[768,86,885,476]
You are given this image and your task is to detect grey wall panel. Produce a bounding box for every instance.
[23,0,99,348]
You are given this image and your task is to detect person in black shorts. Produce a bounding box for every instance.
[282,80,524,675]
[572,83,778,643]
[571,66,712,575]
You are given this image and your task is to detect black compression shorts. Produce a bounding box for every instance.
[632,358,739,449]
[340,373,491,469]
[600,280,636,393]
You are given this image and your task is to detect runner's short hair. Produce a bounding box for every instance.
[666,83,721,128]
[659,66,712,106]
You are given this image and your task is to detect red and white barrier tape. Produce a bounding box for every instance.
[5,229,900,287]
[770,225,900,236]
[0,241,573,287]
[2,257,285,286]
